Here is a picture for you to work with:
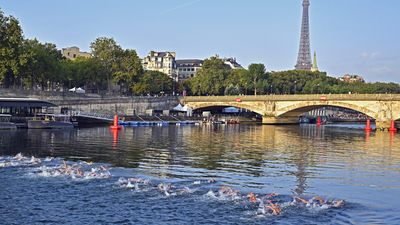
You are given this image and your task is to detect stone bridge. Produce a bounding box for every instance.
[181,94,400,130]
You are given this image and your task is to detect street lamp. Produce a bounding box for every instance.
[294,80,297,94]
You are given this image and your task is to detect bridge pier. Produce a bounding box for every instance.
[375,120,395,131]
[262,116,299,125]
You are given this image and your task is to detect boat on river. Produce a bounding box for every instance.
[28,114,74,129]
[0,114,17,129]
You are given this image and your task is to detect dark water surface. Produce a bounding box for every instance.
[1,124,400,224]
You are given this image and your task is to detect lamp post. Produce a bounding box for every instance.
[294,80,297,94]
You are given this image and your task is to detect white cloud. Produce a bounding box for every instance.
[360,52,381,60]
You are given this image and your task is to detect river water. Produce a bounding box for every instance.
[1,124,399,224]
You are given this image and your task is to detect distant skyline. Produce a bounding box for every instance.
[1,0,399,82]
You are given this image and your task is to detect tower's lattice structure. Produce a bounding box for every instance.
[295,0,312,71]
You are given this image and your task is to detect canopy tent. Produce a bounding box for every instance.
[181,105,189,112]
[69,87,85,94]
[76,87,85,94]
[173,104,186,112]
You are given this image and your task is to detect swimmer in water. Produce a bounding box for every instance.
[247,192,257,203]
[208,178,216,183]
[331,199,345,208]
[294,196,310,204]
[310,196,325,205]
[30,156,41,165]
[265,200,281,215]
[99,165,108,171]
[14,153,25,161]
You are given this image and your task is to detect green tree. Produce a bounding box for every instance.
[188,56,230,95]
[225,68,250,95]
[60,57,107,93]
[90,37,123,92]
[113,49,143,95]
[20,39,63,90]
[132,71,173,95]
[248,63,266,95]
[0,9,25,87]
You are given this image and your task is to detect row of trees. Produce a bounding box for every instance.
[184,57,400,95]
[1,9,399,96]
[0,9,173,95]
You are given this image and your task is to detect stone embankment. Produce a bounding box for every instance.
[0,88,180,115]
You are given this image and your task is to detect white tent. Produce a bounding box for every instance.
[181,105,189,112]
[68,87,76,92]
[173,104,185,111]
[76,87,85,94]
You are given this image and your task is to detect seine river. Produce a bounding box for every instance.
[1,124,400,224]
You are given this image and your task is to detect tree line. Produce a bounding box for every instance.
[183,57,400,95]
[0,9,172,95]
[1,9,399,96]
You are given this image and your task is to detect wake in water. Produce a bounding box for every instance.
[1,153,346,218]
[1,153,111,180]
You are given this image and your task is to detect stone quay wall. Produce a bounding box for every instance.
[52,96,180,115]
[0,88,180,115]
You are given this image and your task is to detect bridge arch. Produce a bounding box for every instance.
[185,102,265,116]
[276,101,377,119]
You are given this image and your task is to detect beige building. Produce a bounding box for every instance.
[142,51,177,81]
[339,74,365,83]
[61,47,91,60]
[176,59,203,81]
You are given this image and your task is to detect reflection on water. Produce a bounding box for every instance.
[1,124,400,224]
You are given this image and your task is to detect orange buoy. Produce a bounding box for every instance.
[110,115,122,130]
[365,118,372,132]
[389,119,397,132]
[316,116,321,126]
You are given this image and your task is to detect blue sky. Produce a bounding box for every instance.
[1,0,399,82]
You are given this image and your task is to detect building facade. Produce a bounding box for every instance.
[142,51,242,82]
[142,51,177,80]
[223,57,243,69]
[339,74,365,83]
[176,59,203,80]
[61,47,91,60]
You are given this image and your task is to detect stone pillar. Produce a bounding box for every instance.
[375,120,391,131]
[262,116,299,125]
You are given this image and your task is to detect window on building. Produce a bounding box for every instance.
[73,54,76,58]
[67,52,70,56]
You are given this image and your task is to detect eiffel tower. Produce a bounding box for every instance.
[295,0,312,71]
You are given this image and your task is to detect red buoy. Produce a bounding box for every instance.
[365,118,372,132]
[110,115,122,130]
[316,116,321,126]
[389,119,397,132]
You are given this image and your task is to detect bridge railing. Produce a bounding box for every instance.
[182,94,400,102]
